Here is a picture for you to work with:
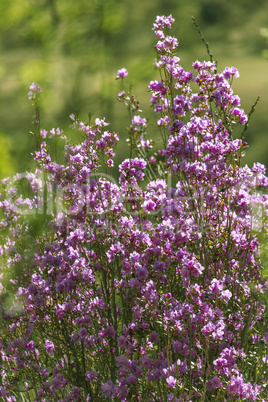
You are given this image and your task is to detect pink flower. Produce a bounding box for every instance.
[116,68,128,79]
[207,376,222,391]
[40,129,47,139]
[79,327,87,340]
[101,380,114,397]
[132,115,147,127]
[142,199,156,213]
[28,82,42,99]
[126,373,138,385]
[153,15,175,31]
[166,375,177,388]
[262,355,268,364]
[129,278,141,289]
[149,331,159,343]
[45,340,55,355]
[220,289,232,303]
[86,370,98,382]
[223,66,240,79]
[49,127,63,138]
[105,326,116,339]
[50,374,67,389]
[117,90,126,99]
[136,266,149,280]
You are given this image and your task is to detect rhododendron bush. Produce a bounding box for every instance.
[0,15,268,401]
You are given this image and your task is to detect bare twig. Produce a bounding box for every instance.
[192,17,214,64]
[240,96,260,141]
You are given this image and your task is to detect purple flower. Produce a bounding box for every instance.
[142,199,156,213]
[155,36,178,53]
[166,375,177,388]
[40,129,47,139]
[167,394,178,402]
[50,374,67,389]
[117,90,126,99]
[172,341,182,353]
[28,82,42,99]
[132,115,147,127]
[0,387,6,397]
[105,326,117,339]
[49,127,63,137]
[1,13,268,402]
[140,355,153,369]
[220,289,232,303]
[129,278,141,289]
[78,327,88,340]
[126,373,138,385]
[117,68,128,79]
[262,355,268,365]
[45,340,55,355]
[209,278,223,294]
[153,15,175,32]
[101,380,117,397]
[222,66,240,79]
[149,331,159,343]
[86,370,98,382]
[136,266,149,280]
[207,376,223,391]
[26,340,35,350]
[202,321,215,336]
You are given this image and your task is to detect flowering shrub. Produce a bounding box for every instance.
[0,15,268,401]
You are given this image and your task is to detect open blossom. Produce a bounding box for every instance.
[136,265,149,280]
[44,340,55,355]
[262,355,268,364]
[40,129,47,139]
[116,68,128,79]
[142,199,156,212]
[138,135,153,148]
[207,376,223,391]
[49,127,63,137]
[220,289,232,303]
[166,376,177,388]
[28,82,42,99]
[101,380,117,398]
[132,115,147,127]
[78,327,87,340]
[86,370,98,382]
[155,36,178,53]
[153,14,175,31]
[222,66,240,79]
[149,331,159,343]
[50,374,67,389]
[231,107,248,124]
[209,278,223,294]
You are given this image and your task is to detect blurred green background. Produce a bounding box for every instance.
[0,0,268,177]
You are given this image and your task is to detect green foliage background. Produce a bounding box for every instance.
[0,0,268,177]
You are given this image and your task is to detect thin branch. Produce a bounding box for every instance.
[240,96,260,141]
[192,17,214,64]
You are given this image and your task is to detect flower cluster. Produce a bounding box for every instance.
[0,15,267,402]
[28,82,43,100]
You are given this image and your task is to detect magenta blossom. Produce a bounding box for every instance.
[44,340,55,355]
[116,68,128,79]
